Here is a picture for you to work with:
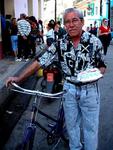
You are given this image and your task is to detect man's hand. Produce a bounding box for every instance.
[5,77,20,87]
[99,67,106,75]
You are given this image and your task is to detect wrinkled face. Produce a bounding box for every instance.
[64,12,84,38]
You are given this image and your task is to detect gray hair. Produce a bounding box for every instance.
[63,8,84,23]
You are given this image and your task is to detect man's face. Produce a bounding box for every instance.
[64,12,84,38]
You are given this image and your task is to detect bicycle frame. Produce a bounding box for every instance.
[10,83,68,150]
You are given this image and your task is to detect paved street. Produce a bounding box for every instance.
[98,44,113,150]
[2,44,113,150]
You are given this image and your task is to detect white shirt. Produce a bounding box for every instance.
[46,29,55,39]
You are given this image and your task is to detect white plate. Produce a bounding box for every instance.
[77,68,103,83]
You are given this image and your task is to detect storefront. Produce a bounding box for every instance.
[73,0,102,29]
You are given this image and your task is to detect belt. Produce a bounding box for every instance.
[66,79,97,87]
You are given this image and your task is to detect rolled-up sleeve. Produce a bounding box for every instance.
[36,44,57,68]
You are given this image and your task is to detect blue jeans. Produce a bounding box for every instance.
[63,81,100,150]
[11,35,18,51]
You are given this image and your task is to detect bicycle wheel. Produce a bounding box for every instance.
[16,126,36,150]
[47,123,69,150]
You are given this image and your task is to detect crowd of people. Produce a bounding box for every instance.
[1,13,44,61]
[1,13,67,62]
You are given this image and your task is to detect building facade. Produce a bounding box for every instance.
[73,0,102,29]
[2,0,44,20]
[43,0,74,25]
[73,0,113,30]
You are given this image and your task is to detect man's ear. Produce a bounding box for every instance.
[81,19,84,26]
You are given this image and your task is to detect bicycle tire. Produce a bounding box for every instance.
[47,117,69,146]
[16,126,36,150]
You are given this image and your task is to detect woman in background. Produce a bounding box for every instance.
[10,18,18,60]
[98,18,111,56]
[46,22,55,47]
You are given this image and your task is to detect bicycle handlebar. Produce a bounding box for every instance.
[10,82,67,98]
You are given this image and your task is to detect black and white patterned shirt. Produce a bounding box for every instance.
[38,31,106,82]
[17,19,31,36]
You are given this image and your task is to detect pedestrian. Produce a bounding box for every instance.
[17,13,31,61]
[4,14,12,56]
[10,18,18,61]
[29,16,39,58]
[54,21,66,39]
[46,22,55,47]
[6,8,106,150]
[98,18,111,56]
[38,19,44,43]
[89,21,98,36]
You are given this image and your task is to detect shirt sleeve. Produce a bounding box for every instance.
[36,44,57,68]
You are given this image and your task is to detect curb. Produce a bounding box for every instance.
[0,60,33,108]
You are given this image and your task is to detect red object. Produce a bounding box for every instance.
[99,25,110,34]
[47,73,54,82]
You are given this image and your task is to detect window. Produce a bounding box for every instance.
[95,6,98,15]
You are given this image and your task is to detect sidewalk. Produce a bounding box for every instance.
[0,44,46,107]
[0,56,32,87]
[110,39,113,45]
[0,56,33,106]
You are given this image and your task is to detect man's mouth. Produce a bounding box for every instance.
[69,29,76,33]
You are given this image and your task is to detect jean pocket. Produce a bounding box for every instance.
[83,86,100,108]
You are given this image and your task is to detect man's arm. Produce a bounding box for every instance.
[6,60,40,87]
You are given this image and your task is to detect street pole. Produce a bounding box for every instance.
[108,0,110,26]
[55,0,57,22]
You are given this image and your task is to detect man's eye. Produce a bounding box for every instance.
[73,19,78,22]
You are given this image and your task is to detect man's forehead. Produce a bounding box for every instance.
[64,12,80,19]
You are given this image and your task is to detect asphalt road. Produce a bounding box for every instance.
[98,44,113,150]
[3,44,113,150]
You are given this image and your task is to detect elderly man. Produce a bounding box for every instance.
[6,8,106,150]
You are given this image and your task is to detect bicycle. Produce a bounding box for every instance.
[10,82,69,150]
